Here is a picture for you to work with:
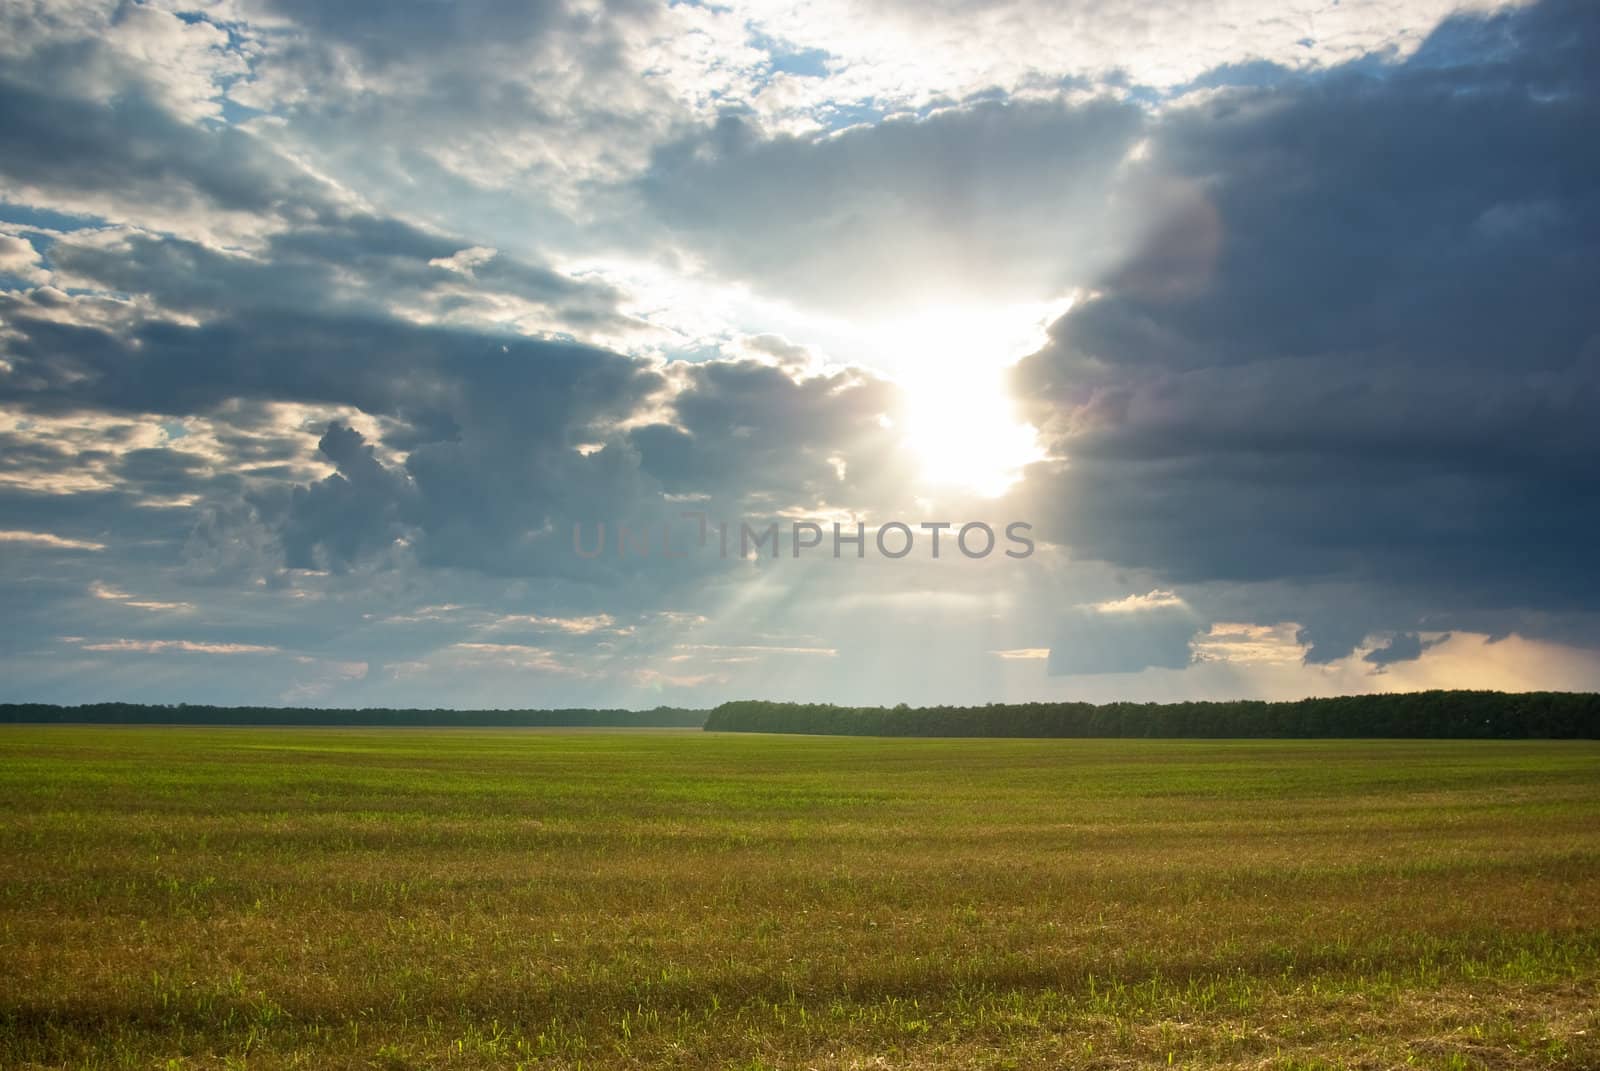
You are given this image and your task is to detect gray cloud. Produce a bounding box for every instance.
[1049,595,1201,676]
[0,72,328,240]
[44,221,628,333]
[641,98,1146,309]
[1010,0,1600,661]
[630,359,912,508]
[1365,631,1449,667]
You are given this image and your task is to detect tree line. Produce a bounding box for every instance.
[703,691,1600,738]
[6,692,1597,736]
[0,704,707,728]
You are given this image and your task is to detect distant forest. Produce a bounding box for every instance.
[4,692,1598,736]
[704,692,1600,739]
[0,704,706,728]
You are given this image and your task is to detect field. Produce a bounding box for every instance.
[1,729,1598,1070]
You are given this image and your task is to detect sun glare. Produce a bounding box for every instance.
[883,303,1059,498]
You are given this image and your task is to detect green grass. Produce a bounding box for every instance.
[1,728,1597,1069]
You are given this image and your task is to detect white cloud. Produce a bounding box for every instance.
[451,642,591,676]
[1190,622,1306,665]
[68,637,279,655]
[0,233,50,285]
[724,0,1531,128]
[89,581,195,612]
[1092,590,1189,614]
[0,529,105,551]
[427,245,497,275]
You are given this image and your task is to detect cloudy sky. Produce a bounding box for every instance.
[2,0,1597,708]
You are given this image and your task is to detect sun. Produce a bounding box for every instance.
[899,362,1042,497]
[879,303,1056,498]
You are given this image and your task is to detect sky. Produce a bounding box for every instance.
[1,0,1598,709]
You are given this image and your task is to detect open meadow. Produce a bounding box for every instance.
[1,727,1597,1070]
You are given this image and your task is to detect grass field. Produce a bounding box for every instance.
[1,728,1597,1070]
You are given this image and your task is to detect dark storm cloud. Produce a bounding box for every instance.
[0,306,650,423]
[1012,0,1600,662]
[1,294,906,580]
[267,358,908,577]
[1296,621,1376,667]
[1047,598,1200,676]
[280,422,417,571]
[2,305,653,566]
[1364,632,1448,667]
[629,359,911,507]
